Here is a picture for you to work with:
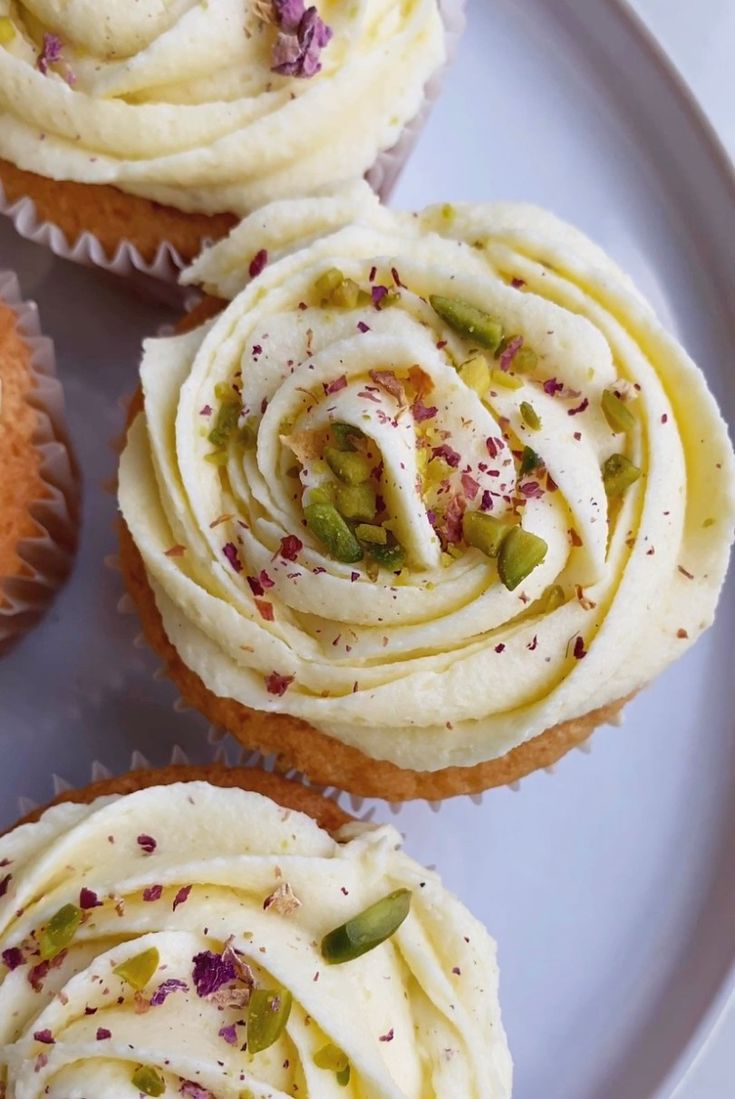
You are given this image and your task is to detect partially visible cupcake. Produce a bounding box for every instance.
[0,0,464,279]
[0,271,79,653]
[0,767,512,1097]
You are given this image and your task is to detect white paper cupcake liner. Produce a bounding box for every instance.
[0,0,466,291]
[0,272,80,654]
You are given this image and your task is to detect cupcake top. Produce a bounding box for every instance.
[0,781,511,1097]
[0,0,446,216]
[118,183,735,773]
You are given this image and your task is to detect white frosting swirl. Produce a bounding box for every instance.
[0,782,511,1097]
[118,183,735,771]
[0,0,445,214]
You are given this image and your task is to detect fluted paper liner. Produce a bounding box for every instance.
[0,0,465,291]
[0,272,80,653]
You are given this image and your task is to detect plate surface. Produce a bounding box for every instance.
[1,2,734,1097]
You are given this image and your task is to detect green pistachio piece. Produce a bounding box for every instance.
[308,484,335,506]
[314,1044,350,1073]
[208,398,240,448]
[331,279,361,309]
[601,389,635,433]
[602,453,641,498]
[520,446,541,475]
[368,541,406,572]
[305,503,363,563]
[321,889,412,965]
[513,346,538,374]
[205,450,229,466]
[315,267,344,298]
[38,904,82,961]
[463,512,511,558]
[336,484,377,522]
[490,368,523,391]
[498,527,548,591]
[240,415,259,448]
[538,584,565,613]
[520,401,541,431]
[114,947,160,990]
[430,295,504,352]
[0,17,16,43]
[332,421,364,452]
[131,1067,165,1097]
[247,987,293,1055]
[336,1065,351,1086]
[324,447,372,485]
[458,355,491,396]
[355,523,387,545]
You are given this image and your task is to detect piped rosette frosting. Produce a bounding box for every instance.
[0,0,446,215]
[0,782,512,1097]
[118,183,735,772]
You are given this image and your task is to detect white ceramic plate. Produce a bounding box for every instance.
[1,1,733,1096]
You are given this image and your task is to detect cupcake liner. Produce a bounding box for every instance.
[0,0,465,292]
[111,541,621,816]
[0,272,80,654]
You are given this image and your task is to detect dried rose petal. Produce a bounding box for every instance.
[323,375,347,396]
[371,285,389,308]
[143,885,163,902]
[412,400,437,422]
[279,535,303,561]
[2,946,24,970]
[442,495,467,545]
[222,543,243,573]
[137,835,157,855]
[33,1029,55,1045]
[79,887,102,910]
[255,599,275,621]
[173,885,192,911]
[543,378,564,397]
[247,575,265,597]
[432,444,461,468]
[218,1023,238,1045]
[568,398,589,417]
[96,1027,111,1040]
[499,335,523,372]
[0,873,11,898]
[192,950,236,998]
[150,978,188,1007]
[461,473,480,500]
[274,0,306,30]
[265,672,295,696]
[272,5,332,78]
[180,1083,214,1099]
[248,249,268,278]
[357,321,370,333]
[37,32,62,74]
[370,369,406,404]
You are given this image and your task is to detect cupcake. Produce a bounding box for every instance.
[117,184,735,800]
[0,0,463,279]
[0,767,512,1096]
[0,271,79,654]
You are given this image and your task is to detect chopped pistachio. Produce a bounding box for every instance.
[459,355,491,396]
[430,295,504,352]
[314,1044,350,1072]
[490,368,522,391]
[336,484,377,522]
[114,947,160,990]
[520,401,541,431]
[355,523,387,545]
[332,421,364,452]
[214,381,234,400]
[205,450,229,466]
[440,203,455,223]
[424,457,454,486]
[520,446,541,475]
[208,399,240,448]
[305,503,363,563]
[308,484,335,506]
[513,346,538,373]
[498,527,548,591]
[369,541,406,571]
[601,388,635,433]
[538,584,565,613]
[321,889,412,964]
[38,904,82,961]
[240,416,259,447]
[602,453,641,498]
[463,512,511,558]
[331,278,361,309]
[131,1067,165,1097]
[324,446,371,485]
[0,17,16,44]
[247,988,293,1055]
[315,267,344,298]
